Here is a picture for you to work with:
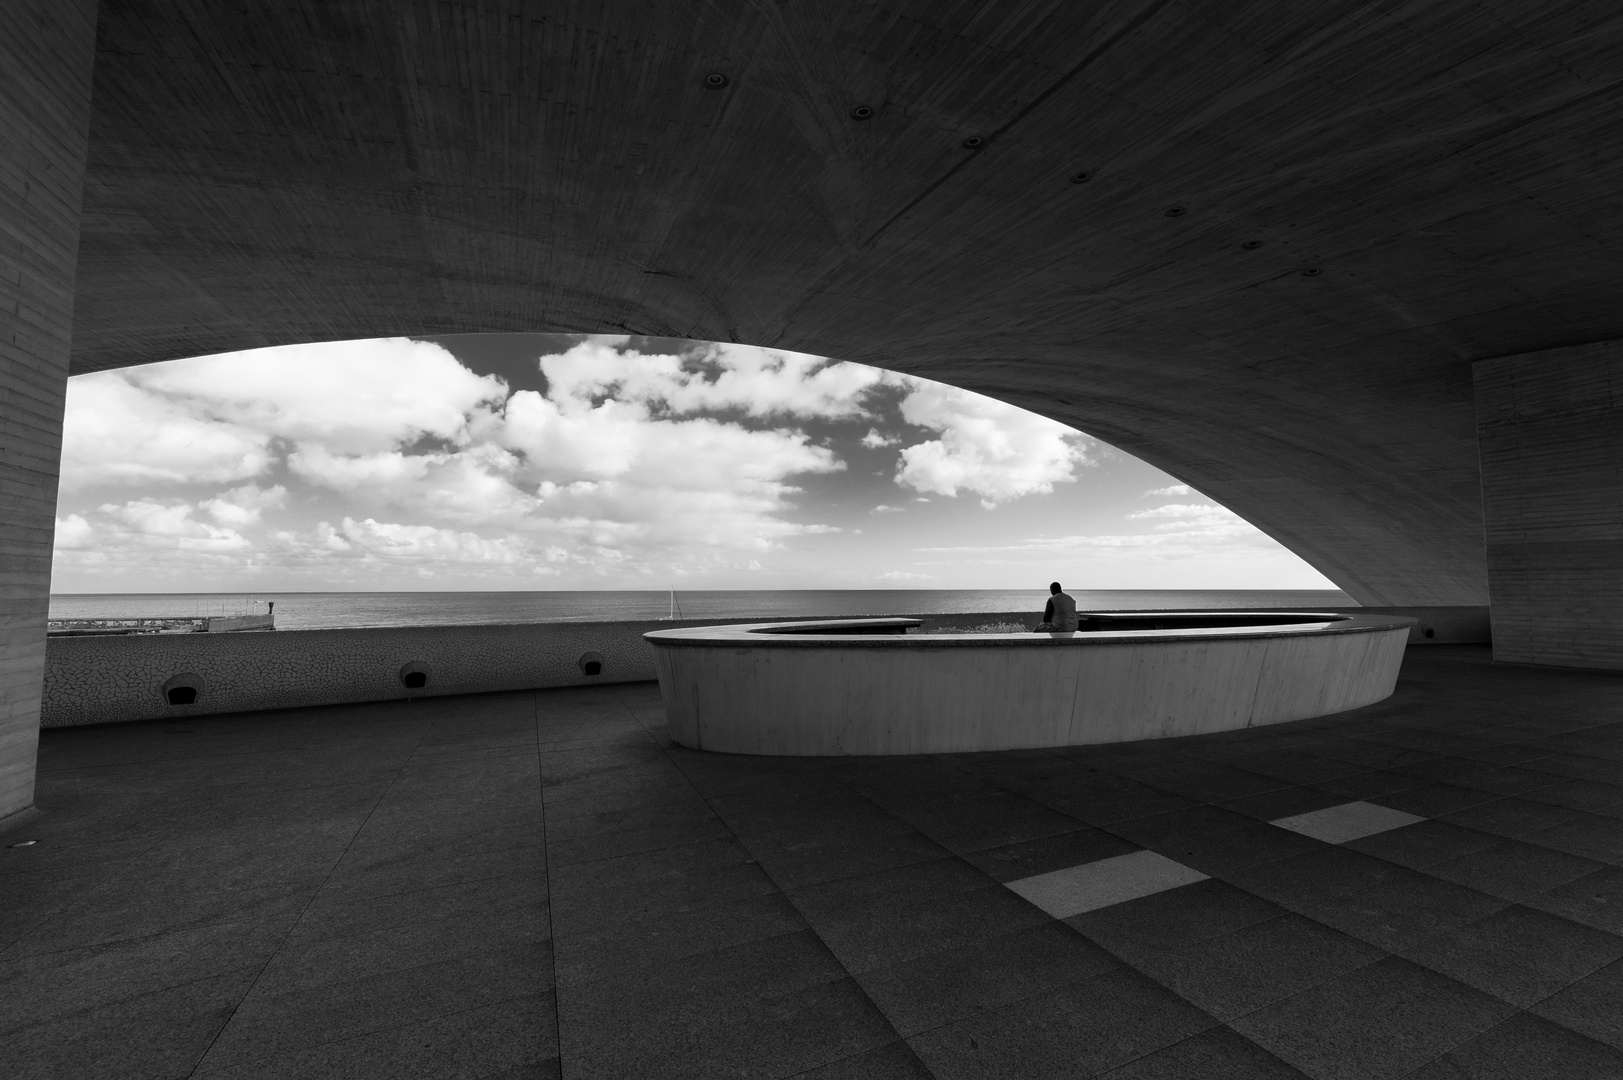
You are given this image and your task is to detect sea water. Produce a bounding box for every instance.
[49,589,1355,631]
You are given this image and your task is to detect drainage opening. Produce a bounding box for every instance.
[161,673,204,707]
[704,72,729,90]
[850,104,875,120]
[398,662,431,690]
[578,651,604,677]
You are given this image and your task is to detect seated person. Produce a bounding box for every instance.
[1034,581,1080,632]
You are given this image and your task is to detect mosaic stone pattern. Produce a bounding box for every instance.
[41,612,1035,727]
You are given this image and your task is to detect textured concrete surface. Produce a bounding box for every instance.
[1476,342,1623,671]
[40,611,1039,728]
[0,0,97,821]
[58,2,1623,607]
[6,647,1623,1078]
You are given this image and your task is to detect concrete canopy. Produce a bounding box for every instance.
[70,1,1623,605]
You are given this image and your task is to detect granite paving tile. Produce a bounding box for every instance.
[1123,912,1385,1021]
[0,917,293,1037]
[1220,844,1411,910]
[1221,785,1354,822]
[906,965,1219,1080]
[961,826,1140,882]
[199,942,548,1069]
[1269,800,1425,844]
[1139,819,1326,877]
[551,889,806,987]
[1439,796,1587,839]
[1008,849,1207,918]
[563,972,894,1080]
[1428,839,1607,901]
[4,966,259,1080]
[790,1040,936,1080]
[192,993,559,1079]
[1342,819,1502,869]
[1406,1011,1623,1080]
[1096,1026,1312,1078]
[1400,904,1623,1007]
[1522,813,1623,863]
[1529,957,1623,1051]
[808,880,1053,973]
[1522,864,1623,933]
[1229,958,1517,1080]
[1373,782,1501,817]
[544,813,733,867]
[1303,867,1510,952]
[1522,776,1623,812]
[750,825,950,891]
[1065,877,1289,957]
[854,920,1121,1035]
[1104,804,1258,847]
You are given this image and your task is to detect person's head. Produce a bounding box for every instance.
[1050,581,1062,594]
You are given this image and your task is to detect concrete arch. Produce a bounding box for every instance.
[6,0,1623,823]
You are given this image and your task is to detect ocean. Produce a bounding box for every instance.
[48,589,1356,631]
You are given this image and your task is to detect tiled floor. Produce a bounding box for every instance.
[3,644,1623,1078]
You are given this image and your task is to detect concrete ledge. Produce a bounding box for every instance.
[646,614,1417,755]
[39,611,1038,727]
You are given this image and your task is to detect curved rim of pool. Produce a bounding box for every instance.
[643,611,1418,648]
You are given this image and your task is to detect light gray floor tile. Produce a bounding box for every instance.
[1271,801,1424,844]
[1006,850,1208,918]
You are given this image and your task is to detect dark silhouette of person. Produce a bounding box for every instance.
[1035,582,1080,632]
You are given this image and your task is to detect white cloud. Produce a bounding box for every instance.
[54,514,94,549]
[1145,483,1195,497]
[201,484,287,527]
[1126,502,1251,535]
[61,375,272,489]
[873,505,904,513]
[536,340,887,420]
[879,570,934,581]
[100,499,250,552]
[861,429,900,448]
[892,378,1091,506]
[132,338,506,455]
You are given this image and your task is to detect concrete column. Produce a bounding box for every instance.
[0,1,98,825]
[1475,341,1623,671]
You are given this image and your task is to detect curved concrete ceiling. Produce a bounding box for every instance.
[70,1,1623,605]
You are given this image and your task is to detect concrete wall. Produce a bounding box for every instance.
[1476,341,1623,671]
[0,1,97,824]
[651,618,1414,755]
[41,607,1483,729]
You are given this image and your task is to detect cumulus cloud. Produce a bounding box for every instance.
[891,378,1091,506]
[1145,483,1195,497]
[873,505,904,513]
[861,429,900,448]
[201,484,288,527]
[54,514,94,549]
[536,340,887,420]
[61,376,273,489]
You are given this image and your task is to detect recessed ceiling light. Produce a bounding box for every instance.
[850,105,875,120]
[704,73,729,90]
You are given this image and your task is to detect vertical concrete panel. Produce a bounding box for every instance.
[0,0,97,821]
[1475,341,1623,671]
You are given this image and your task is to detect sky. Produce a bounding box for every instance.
[50,334,1337,593]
